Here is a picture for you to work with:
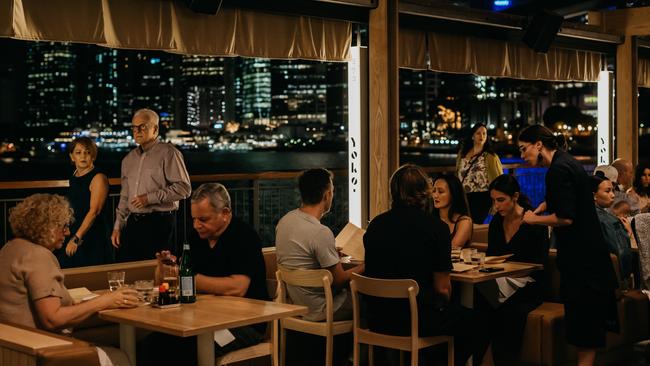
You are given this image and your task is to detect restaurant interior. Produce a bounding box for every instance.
[3,0,650,365]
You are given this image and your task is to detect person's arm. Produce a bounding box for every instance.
[33,288,138,331]
[620,216,638,249]
[195,274,251,297]
[145,148,191,206]
[66,174,109,257]
[433,272,451,302]
[486,153,503,183]
[325,262,365,289]
[522,211,572,227]
[451,217,472,248]
[112,161,130,248]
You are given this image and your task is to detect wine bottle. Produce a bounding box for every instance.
[179,241,196,303]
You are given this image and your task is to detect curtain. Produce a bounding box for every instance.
[1,0,351,61]
[398,30,602,82]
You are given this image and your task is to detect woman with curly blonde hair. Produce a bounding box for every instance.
[0,194,138,365]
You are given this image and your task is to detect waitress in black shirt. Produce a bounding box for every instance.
[518,125,618,366]
[476,174,548,365]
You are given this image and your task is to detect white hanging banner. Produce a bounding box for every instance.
[347,46,368,228]
[597,70,613,165]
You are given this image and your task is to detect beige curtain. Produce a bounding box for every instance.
[1,0,351,61]
[399,30,602,82]
[639,58,650,88]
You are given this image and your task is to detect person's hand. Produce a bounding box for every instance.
[103,288,139,309]
[336,246,345,258]
[65,241,78,257]
[533,201,547,215]
[523,210,538,225]
[130,194,149,209]
[111,229,121,249]
[619,216,634,235]
[155,250,177,266]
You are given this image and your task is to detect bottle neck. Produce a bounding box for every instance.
[183,244,190,251]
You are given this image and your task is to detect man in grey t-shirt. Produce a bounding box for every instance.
[275,168,364,321]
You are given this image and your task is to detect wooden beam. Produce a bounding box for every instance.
[369,0,399,219]
[616,35,638,166]
[590,7,650,36]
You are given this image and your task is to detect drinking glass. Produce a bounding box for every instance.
[107,271,125,291]
[162,263,179,303]
[134,280,155,303]
[461,248,473,264]
[451,247,461,263]
[471,252,486,269]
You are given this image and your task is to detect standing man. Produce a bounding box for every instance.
[111,108,191,261]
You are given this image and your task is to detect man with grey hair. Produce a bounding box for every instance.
[111,108,191,261]
[149,183,268,362]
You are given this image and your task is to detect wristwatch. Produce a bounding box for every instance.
[71,235,83,247]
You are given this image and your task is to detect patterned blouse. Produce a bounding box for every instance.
[458,154,489,193]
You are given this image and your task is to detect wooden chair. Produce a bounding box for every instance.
[275,267,353,366]
[350,273,453,366]
[215,278,281,366]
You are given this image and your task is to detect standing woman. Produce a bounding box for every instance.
[57,137,113,268]
[432,174,473,248]
[519,125,618,366]
[457,124,503,223]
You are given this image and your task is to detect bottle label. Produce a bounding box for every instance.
[180,276,194,296]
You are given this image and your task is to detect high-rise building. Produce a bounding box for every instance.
[241,58,271,126]
[118,51,178,128]
[25,42,78,129]
[326,62,347,133]
[271,60,327,127]
[81,47,119,128]
[181,56,227,129]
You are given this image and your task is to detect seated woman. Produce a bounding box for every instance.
[627,162,650,214]
[0,194,138,365]
[432,174,473,248]
[475,174,549,365]
[363,164,486,365]
[591,173,636,286]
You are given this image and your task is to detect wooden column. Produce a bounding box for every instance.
[616,35,638,165]
[368,0,399,219]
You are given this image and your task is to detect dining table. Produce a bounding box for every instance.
[99,294,307,366]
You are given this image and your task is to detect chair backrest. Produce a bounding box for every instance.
[633,213,650,289]
[276,267,334,323]
[62,260,157,291]
[472,224,489,244]
[349,273,420,339]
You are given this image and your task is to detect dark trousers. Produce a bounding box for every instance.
[474,282,543,365]
[466,191,492,224]
[117,212,176,262]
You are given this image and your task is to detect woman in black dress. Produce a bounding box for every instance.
[57,137,113,268]
[518,125,618,366]
[475,174,548,365]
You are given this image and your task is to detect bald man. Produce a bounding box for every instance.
[612,158,633,191]
[111,109,191,261]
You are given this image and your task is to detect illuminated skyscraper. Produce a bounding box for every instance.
[181,55,226,129]
[82,47,119,128]
[271,60,327,127]
[25,42,77,128]
[241,58,271,126]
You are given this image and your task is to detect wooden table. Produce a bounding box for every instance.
[99,295,307,366]
[451,261,544,308]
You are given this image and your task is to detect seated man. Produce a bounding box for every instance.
[145,183,268,364]
[275,168,364,321]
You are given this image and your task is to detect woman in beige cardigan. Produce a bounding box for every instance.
[456,123,503,223]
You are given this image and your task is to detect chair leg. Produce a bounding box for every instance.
[325,335,333,366]
[447,338,454,366]
[280,327,287,366]
[399,350,404,366]
[271,320,279,366]
[411,349,418,366]
[353,338,360,366]
[368,345,374,366]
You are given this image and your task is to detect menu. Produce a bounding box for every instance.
[335,222,365,261]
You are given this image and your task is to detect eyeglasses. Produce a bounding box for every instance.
[61,223,70,233]
[131,124,150,133]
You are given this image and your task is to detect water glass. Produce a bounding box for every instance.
[107,271,125,291]
[451,247,461,263]
[162,263,179,302]
[471,252,486,268]
[461,248,474,264]
[134,280,155,303]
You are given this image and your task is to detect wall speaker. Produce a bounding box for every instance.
[522,10,563,53]
[183,0,223,15]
